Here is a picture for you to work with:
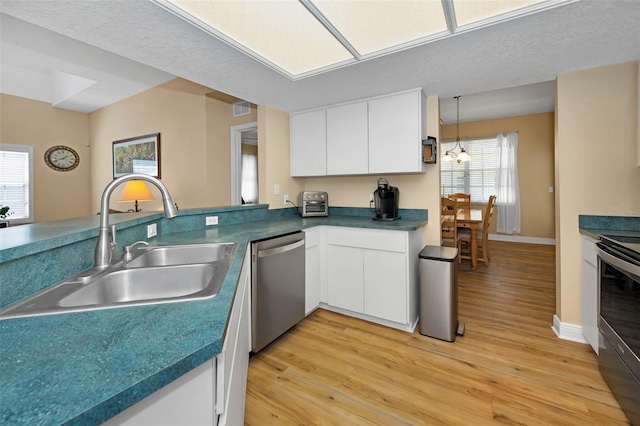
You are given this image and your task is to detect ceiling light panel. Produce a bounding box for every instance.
[311,0,448,56]
[453,0,547,27]
[165,0,354,76]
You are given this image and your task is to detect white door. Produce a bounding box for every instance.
[326,101,368,175]
[290,109,326,176]
[364,250,407,324]
[327,245,364,313]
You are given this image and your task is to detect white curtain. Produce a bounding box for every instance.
[495,132,521,234]
[241,154,258,204]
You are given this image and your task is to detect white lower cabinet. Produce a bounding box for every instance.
[581,235,598,354]
[327,245,364,313]
[304,227,324,315]
[324,226,422,331]
[217,247,251,426]
[106,248,252,426]
[364,250,407,324]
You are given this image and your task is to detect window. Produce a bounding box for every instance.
[440,137,497,203]
[0,144,34,223]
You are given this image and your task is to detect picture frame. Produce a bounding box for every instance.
[113,133,161,179]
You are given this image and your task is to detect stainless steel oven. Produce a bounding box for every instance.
[596,235,640,425]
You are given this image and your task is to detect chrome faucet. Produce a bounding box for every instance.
[94,174,178,269]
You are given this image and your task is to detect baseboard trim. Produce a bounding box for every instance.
[552,314,588,344]
[489,234,556,245]
[317,304,415,333]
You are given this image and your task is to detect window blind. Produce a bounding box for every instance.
[0,144,33,221]
[440,137,497,203]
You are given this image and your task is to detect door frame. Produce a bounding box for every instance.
[230,122,258,205]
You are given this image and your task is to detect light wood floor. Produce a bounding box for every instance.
[245,241,629,425]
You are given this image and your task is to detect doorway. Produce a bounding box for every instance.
[230,122,258,205]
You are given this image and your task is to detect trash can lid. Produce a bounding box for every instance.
[419,245,458,262]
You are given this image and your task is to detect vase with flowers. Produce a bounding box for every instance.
[0,206,12,228]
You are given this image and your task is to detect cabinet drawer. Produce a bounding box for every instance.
[581,236,597,267]
[327,228,406,253]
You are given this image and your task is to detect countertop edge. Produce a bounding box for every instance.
[2,213,428,425]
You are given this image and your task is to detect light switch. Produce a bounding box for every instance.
[548,186,554,193]
[274,184,280,195]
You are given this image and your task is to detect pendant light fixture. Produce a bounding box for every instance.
[442,96,471,163]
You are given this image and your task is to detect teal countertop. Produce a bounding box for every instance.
[578,214,640,240]
[0,208,427,425]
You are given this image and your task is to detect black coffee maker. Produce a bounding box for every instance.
[373,178,401,221]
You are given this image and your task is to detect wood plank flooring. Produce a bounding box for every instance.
[244,241,629,425]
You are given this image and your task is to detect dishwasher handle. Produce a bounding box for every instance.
[257,239,305,258]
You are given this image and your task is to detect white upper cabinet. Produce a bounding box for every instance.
[290,88,426,177]
[290,109,327,177]
[368,90,426,174]
[326,101,369,175]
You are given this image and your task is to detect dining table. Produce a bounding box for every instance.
[456,208,483,269]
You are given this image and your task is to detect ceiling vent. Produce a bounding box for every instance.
[233,101,251,117]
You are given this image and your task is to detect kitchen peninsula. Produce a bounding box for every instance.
[0,204,427,425]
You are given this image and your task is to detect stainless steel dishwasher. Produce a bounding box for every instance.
[251,232,305,352]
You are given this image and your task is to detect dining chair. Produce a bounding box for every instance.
[448,193,471,211]
[441,197,461,255]
[459,195,496,265]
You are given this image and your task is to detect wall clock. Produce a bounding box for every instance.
[44,145,80,172]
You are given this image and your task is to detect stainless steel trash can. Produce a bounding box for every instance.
[418,245,464,342]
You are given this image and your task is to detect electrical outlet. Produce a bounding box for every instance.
[369,193,374,202]
[284,194,289,205]
[206,216,219,226]
[147,223,157,238]
[274,184,280,195]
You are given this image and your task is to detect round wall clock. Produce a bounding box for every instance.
[44,145,80,172]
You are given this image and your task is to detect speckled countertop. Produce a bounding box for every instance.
[578,214,640,240]
[0,212,427,425]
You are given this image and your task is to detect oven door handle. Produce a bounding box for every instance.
[597,245,640,280]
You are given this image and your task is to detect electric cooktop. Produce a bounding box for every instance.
[600,234,640,260]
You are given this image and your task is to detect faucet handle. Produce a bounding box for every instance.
[109,224,117,248]
[123,240,149,261]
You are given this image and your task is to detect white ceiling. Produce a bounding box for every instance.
[1,0,639,123]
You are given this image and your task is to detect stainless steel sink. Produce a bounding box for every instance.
[125,243,235,268]
[0,242,238,320]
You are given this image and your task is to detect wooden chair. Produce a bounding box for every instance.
[448,193,471,211]
[441,197,462,255]
[459,195,496,265]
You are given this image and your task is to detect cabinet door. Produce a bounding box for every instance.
[368,90,425,174]
[219,260,251,426]
[290,109,326,176]
[326,102,368,175]
[327,245,364,313]
[305,228,321,315]
[581,236,598,354]
[104,360,216,426]
[364,250,407,324]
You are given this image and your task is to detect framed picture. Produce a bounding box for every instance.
[113,133,161,179]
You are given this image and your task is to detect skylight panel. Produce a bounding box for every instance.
[164,0,354,76]
[453,0,547,27]
[311,0,449,56]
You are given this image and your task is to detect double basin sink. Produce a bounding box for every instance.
[0,242,238,320]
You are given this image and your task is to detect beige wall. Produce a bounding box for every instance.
[89,78,257,212]
[0,94,92,222]
[441,112,556,239]
[241,143,258,156]
[303,96,442,245]
[556,61,640,325]
[258,106,304,208]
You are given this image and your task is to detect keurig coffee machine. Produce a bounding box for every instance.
[373,178,400,221]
